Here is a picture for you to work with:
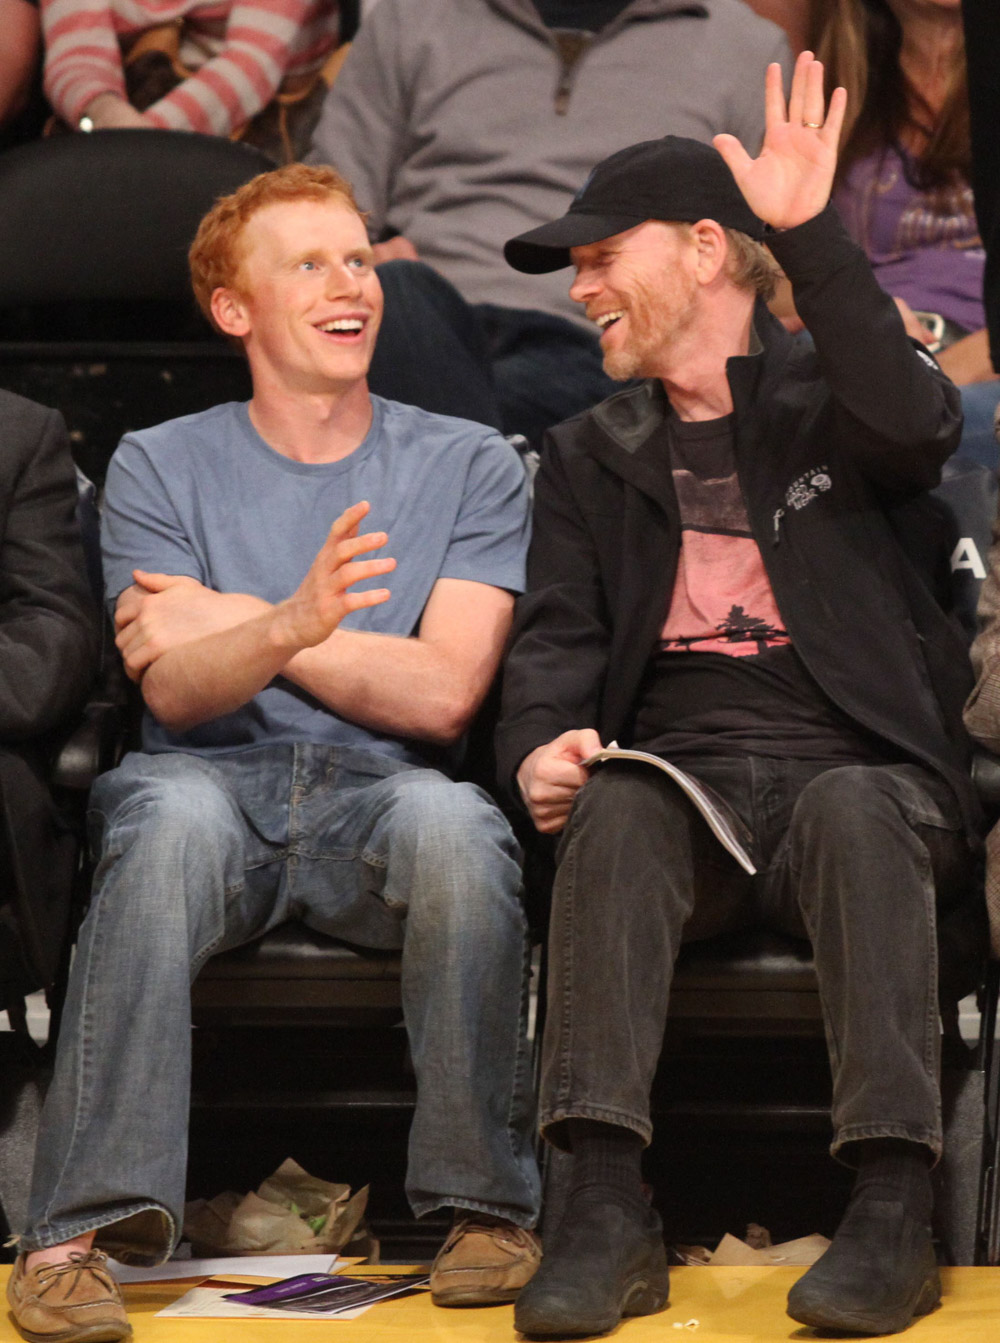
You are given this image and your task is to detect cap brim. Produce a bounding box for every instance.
[504,210,646,274]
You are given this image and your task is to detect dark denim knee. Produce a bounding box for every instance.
[790,764,912,845]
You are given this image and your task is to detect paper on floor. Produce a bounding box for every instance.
[709,1232,830,1267]
[156,1285,367,1321]
[110,1253,340,1283]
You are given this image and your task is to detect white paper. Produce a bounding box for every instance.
[156,1285,368,1321]
[111,1253,339,1284]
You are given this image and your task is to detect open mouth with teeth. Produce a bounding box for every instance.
[595,310,624,336]
[315,316,367,340]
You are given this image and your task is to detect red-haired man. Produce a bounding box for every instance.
[8,165,540,1343]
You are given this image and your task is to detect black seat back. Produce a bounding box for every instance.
[0,132,275,483]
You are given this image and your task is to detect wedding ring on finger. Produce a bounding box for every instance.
[804,121,822,128]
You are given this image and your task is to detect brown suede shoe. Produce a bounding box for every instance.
[6,1250,132,1343]
[430,1215,542,1306]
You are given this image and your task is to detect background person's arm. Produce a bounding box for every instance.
[41,0,133,127]
[0,0,40,127]
[142,0,329,135]
[937,327,999,387]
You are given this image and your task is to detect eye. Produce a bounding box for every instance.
[300,259,319,271]
[348,255,370,271]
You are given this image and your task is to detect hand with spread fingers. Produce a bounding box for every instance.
[270,500,396,653]
[713,50,847,232]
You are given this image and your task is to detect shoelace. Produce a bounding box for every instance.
[35,1250,114,1299]
[449,1218,537,1251]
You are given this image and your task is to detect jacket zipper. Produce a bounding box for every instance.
[552,30,592,114]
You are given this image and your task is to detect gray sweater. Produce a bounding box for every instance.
[308,0,792,328]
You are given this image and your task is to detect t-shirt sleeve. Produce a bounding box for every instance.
[437,432,531,594]
[101,436,207,611]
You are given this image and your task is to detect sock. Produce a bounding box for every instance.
[567,1117,645,1212]
[850,1138,933,1226]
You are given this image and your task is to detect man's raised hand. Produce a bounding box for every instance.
[713,51,847,232]
[269,500,395,653]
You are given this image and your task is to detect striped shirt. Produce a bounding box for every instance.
[42,0,339,134]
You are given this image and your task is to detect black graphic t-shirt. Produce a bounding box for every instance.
[632,415,897,763]
[657,414,788,657]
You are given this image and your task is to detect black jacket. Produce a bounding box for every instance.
[0,390,98,741]
[0,389,100,1001]
[496,206,979,834]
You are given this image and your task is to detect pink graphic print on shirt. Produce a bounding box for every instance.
[659,458,789,657]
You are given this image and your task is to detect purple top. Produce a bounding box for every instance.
[833,144,985,333]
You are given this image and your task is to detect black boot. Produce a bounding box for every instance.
[514,1190,670,1338]
[514,1120,670,1338]
[786,1139,941,1335]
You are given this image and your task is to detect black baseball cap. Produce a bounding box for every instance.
[504,136,766,274]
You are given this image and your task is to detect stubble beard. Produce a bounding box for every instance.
[600,275,699,383]
[603,341,644,382]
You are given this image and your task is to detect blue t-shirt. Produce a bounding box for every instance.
[102,396,530,764]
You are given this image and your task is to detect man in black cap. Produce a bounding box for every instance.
[497,51,981,1338]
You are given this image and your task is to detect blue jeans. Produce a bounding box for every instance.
[956,380,1000,471]
[540,757,974,1163]
[22,745,540,1263]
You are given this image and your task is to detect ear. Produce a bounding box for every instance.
[210,286,252,340]
[689,219,728,286]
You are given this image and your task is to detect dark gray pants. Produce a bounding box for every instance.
[539,758,973,1162]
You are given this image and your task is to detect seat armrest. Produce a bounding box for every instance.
[51,698,126,791]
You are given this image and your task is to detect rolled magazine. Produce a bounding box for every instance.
[582,742,756,875]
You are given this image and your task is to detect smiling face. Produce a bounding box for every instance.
[568,220,701,381]
[213,197,383,396]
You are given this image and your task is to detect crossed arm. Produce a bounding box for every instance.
[116,511,514,744]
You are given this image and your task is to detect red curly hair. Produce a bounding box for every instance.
[189,163,365,330]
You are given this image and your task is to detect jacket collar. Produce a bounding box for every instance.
[585,299,793,501]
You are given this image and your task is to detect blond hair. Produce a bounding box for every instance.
[723,228,781,301]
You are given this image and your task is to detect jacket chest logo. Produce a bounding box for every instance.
[785,466,832,512]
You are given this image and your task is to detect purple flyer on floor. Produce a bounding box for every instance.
[224,1272,431,1315]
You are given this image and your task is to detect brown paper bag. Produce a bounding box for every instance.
[183,1158,376,1259]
